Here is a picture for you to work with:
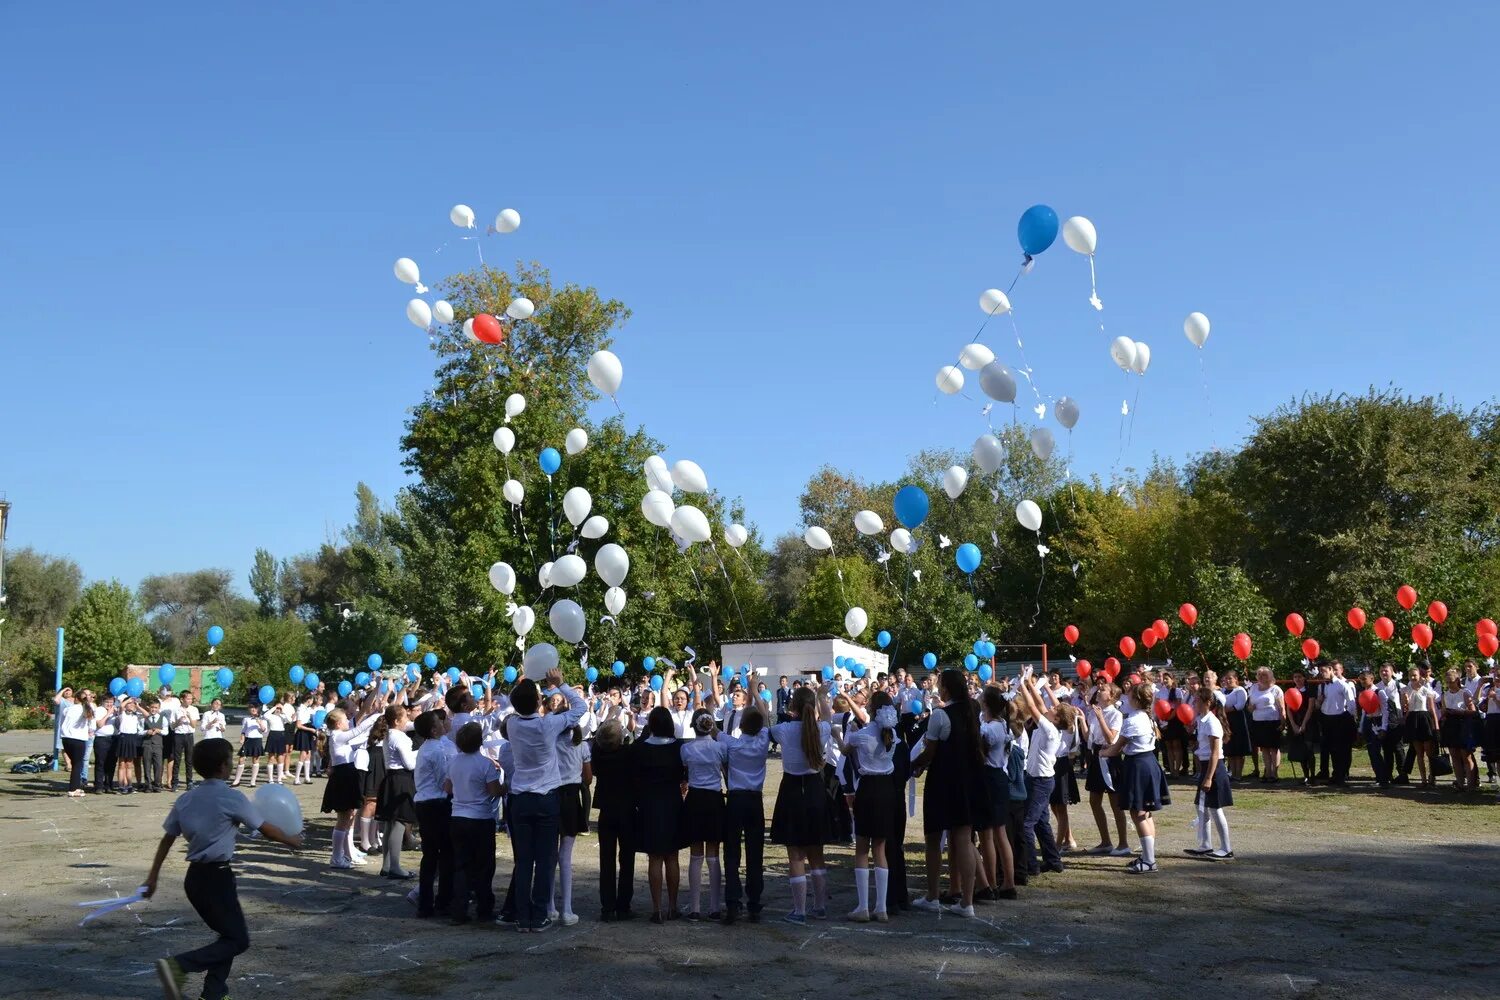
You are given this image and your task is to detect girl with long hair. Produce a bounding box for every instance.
[635,705,685,923]
[910,669,986,917]
[377,703,417,879]
[1247,667,1285,782]
[1440,669,1478,791]
[549,690,591,925]
[320,694,385,869]
[1404,665,1440,788]
[1098,682,1171,874]
[769,686,832,924]
[681,708,727,920]
[977,686,1018,900]
[841,690,900,921]
[1084,681,1131,857]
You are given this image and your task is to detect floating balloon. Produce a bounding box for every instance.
[890,528,915,555]
[650,675,664,692]
[355,671,371,688]
[1152,619,1170,640]
[979,361,1018,403]
[959,343,995,371]
[472,313,505,344]
[595,544,630,587]
[433,300,455,325]
[724,523,748,548]
[401,633,418,654]
[523,642,559,679]
[1119,636,1137,659]
[1029,427,1055,461]
[159,663,177,684]
[493,427,515,454]
[1301,638,1321,661]
[538,447,562,476]
[935,365,965,395]
[206,625,225,647]
[393,258,420,284]
[253,782,304,836]
[406,298,432,329]
[123,677,144,698]
[854,510,884,535]
[1015,500,1042,533]
[1061,216,1097,255]
[876,630,891,649]
[585,666,599,684]
[506,297,535,320]
[604,587,627,616]
[1184,312,1210,349]
[1141,628,1157,650]
[488,561,516,595]
[612,660,626,677]
[503,665,518,684]
[581,515,609,539]
[538,562,554,588]
[288,664,304,684]
[1063,624,1079,644]
[450,204,475,228]
[644,455,673,494]
[1347,608,1366,631]
[1428,600,1448,624]
[804,526,833,551]
[671,460,709,494]
[549,600,586,643]
[503,479,525,505]
[504,393,526,420]
[513,606,537,638]
[1480,618,1499,638]
[1179,603,1198,628]
[955,543,981,574]
[587,350,623,396]
[643,656,657,672]
[844,606,868,638]
[973,433,1005,474]
[941,466,968,500]
[1109,336,1137,372]
[1396,585,1417,611]
[1285,613,1305,637]
[338,680,352,697]
[979,288,1012,316]
[562,486,592,527]
[1130,342,1151,375]
[892,486,929,529]
[304,673,320,691]
[1075,660,1092,679]
[565,428,589,455]
[670,505,712,544]
[1480,633,1499,658]
[494,208,521,233]
[1285,687,1303,712]
[1054,397,1080,430]
[1017,204,1059,258]
[1103,657,1120,679]
[423,652,439,669]
[641,489,675,528]
[548,554,587,588]
[922,652,937,670]
[963,654,978,671]
[1373,616,1395,640]
[1411,623,1433,650]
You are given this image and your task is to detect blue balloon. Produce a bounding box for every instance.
[304,672,320,691]
[107,677,126,696]
[367,653,382,671]
[922,652,937,670]
[401,633,418,654]
[833,656,845,668]
[964,654,979,671]
[538,447,562,476]
[313,709,327,728]
[216,667,234,690]
[650,675,663,692]
[955,543,982,574]
[612,660,626,677]
[446,667,461,683]
[973,641,986,657]
[337,680,352,697]
[721,665,734,681]
[126,677,144,698]
[1017,204,1059,258]
[393,679,403,692]
[503,665,518,684]
[159,663,177,684]
[586,666,599,683]
[206,625,224,647]
[821,665,835,681]
[380,679,390,694]
[471,683,484,700]
[258,684,275,705]
[643,656,656,672]
[423,652,439,670]
[876,630,891,649]
[908,698,925,715]
[288,664,305,684]
[761,689,773,702]
[407,663,420,682]
[354,671,370,688]
[979,664,993,682]
[892,485,930,529]
[853,663,867,679]
[983,641,997,659]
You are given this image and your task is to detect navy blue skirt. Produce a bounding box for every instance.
[1120,752,1170,812]
[265,730,288,755]
[1193,759,1233,809]
[238,738,264,758]
[1084,751,1123,795]
[293,729,317,752]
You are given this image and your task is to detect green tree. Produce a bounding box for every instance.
[248,548,280,618]
[138,569,256,657]
[215,615,312,699]
[63,581,155,689]
[0,548,83,696]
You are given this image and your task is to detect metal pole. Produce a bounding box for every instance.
[52,628,64,770]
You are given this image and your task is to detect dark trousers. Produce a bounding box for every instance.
[415,799,453,916]
[1005,798,1028,884]
[172,733,196,789]
[1323,714,1354,782]
[886,788,911,908]
[1362,721,1399,784]
[722,789,764,912]
[596,811,637,916]
[176,863,249,1000]
[93,736,116,791]
[1020,775,1060,874]
[62,737,86,791]
[509,790,560,929]
[142,736,163,788]
[449,816,496,921]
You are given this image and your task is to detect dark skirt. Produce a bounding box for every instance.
[1408,710,1436,742]
[558,782,590,837]
[293,729,317,752]
[638,783,684,855]
[1084,751,1123,795]
[322,762,363,812]
[238,738,264,758]
[1120,752,1171,813]
[1483,715,1500,761]
[376,768,418,824]
[981,765,1013,827]
[116,733,142,759]
[922,762,983,835]
[1250,720,1282,750]
[853,772,898,842]
[361,749,386,799]
[680,786,724,844]
[1226,712,1254,756]
[1049,757,1080,806]
[1439,715,1474,750]
[266,730,288,755]
[771,772,832,847]
[1164,717,1187,742]
[1194,759,1233,809]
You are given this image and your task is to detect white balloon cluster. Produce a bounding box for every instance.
[1109,336,1151,375]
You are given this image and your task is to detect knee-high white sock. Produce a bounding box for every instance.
[560,836,576,915]
[1141,835,1156,865]
[853,867,869,912]
[874,867,889,914]
[707,857,722,913]
[811,868,828,910]
[1195,801,1211,850]
[355,817,369,850]
[250,761,261,785]
[1209,809,1232,854]
[331,829,347,866]
[790,874,807,915]
[688,854,704,913]
[385,822,406,874]
[232,760,245,784]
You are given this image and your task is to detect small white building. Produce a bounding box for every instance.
[720,634,889,686]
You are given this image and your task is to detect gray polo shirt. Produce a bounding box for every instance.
[162,779,263,863]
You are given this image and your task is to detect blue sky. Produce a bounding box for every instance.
[4,3,1496,592]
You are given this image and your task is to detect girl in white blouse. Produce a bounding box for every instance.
[1098,683,1171,874]
[1404,669,1439,788]
[841,691,899,922]
[378,704,418,879]
[681,710,727,920]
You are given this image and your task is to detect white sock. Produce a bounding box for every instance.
[811,868,827,910]
[560,836,576,915]
[707,857,722,914]
[1210,809,1232,854]
[853,867,869,912]
[250,761,260,785]
[1195,802,1212,850]
[355,817,369,850]
[688,854,704,913]
[1141,835,1156,865]
[232,761,245,784]
[790,874,807,915]
[874,867,889,914]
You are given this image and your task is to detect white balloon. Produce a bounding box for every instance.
[670,459,708,494]
[853,510,884,536]
[1030,427,1056,461]
[487,561,516,595]
[644,455,674,494]
[1109,336,1138,372]
[844,606,868,639]
[1062,216,1097,255]
[562,487,592,527]
[253,784,304,837]
[959,343,995,371]
[804,526,833,551]
[1055,396,1080,430]
[594,543,630,587]
[494,208,521,233]
[979,361,1017,403]
[581,515,609,539]
[586,350,623,396]
[506,297,535,320]
[433,300,455,324]
[604,586,627,616]
[522,642,558,679]
[1016,499,1043,533]
[1184,311,1211,349]
[548,600,586,643]
[973,433,1005,474]
[505,393,527,419]
[394,258,420,284]
[537,562,553,589]
[1130,341,1151,375]
[492,426,515,454]
[450,204,475,229]
[890,527,914,555]
[724,523,748,548]
[670,505,711,544]
[935,365,965,395]
[641,489,675,528]
[513,605,536,637]
[463,318,480,344]
[942,465,969,500]
[502,479,525,505]
[565,428,589,455]
[406,299,432,329]
[979,288,1011,317]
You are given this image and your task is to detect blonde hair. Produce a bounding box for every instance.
[325,708,347,729]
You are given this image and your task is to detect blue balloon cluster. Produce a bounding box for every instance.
[852,663,867,679]
[206,625,225,647]
[402,633,419,654]
[893,485,929,529]
[972,639,996,660]
[955,543,982,575]
[539,447,562,476]
[216,667,234,690]
[922,652,937,670]
[367,653,383,671]
[423,652,439,670]
[612,660,626,677]
[159,663,177,684]
[1017,204,1059,258]
[304,672,320,691]
[876,630,891,649]
[289,664,305,684]
[258,684,275,705]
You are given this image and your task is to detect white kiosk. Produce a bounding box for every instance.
[719,633,890,687]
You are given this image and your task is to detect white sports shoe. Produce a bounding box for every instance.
[847,907,870,922]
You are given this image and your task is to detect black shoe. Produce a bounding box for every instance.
[997,887,1018,900]
[531,917,553,933]
[747,908,761,923]
[650,912,665,925]
[615,909,636,921]
[687,911,701,921]
[1042,863,1066,874]
[1393,775,1410,785]
[938,892,959,905]
[495,913,517,926]
[722,906,739,925]
[599,911,616,923]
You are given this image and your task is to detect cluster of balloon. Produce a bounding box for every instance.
[206,625,224,655]
[1477,618,1498,657]
[396,205,522,335]
[1109,336,1151,377]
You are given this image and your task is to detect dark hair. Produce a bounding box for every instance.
[868,690,895,751]
[413,710,440,740]
[445,686,471,714]
[691,708,716,737]
[740,701,765,736]
[549,692,583,745]
[938,669,968,707]
[647,706,674,738]
[789,687,824,768]
[454,721,483,754]
[939,673,984,768]
[981,686,1006,721]
[193,738,233,778]
[510,679,540,715]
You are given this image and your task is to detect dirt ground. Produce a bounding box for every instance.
[1,729,1495,1000]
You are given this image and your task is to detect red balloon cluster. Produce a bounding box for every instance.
[1152,619,1170,640]
[1153,699,1173,722]
[1301,638,1321,661]
[1075,659,1093,679]
[472,313,505,344]
[1373,616,1395,641]
[1232,632,1253,661]
[1396,585,1417,611]
[1357,689,1382,714]
[1477,619,1497,638]
[1175,702,1196,726]
[1347,607,1366,631]
[1063,624,1080,645]
[1285,613,1305,637]
[1119,636,1137,658]
[1480,634,1499,658]
[1411,623,1433,649]
[1285,687,1304,712]
[1178,603,1198,628]
[1427,601,1448,624]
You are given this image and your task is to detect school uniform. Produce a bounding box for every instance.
[1223,688,1254,757]
[590,739,639,918]
[888,735,915,906]
[293,705,318,753]
[918,704,984,836]
[117,708,144,769]
[448,750,501,922]
[1119,710,1171,812]
[718,726,770,917]
[1085,704,1124,795]
[238,718,265,759]
[59,701,91,791]
[844,710,898,842]
[555,733,591,837]
[143,710,166,790]
[1049,723,1081,807]
[1440,691,1475,750]
[680,736,726,843]
[92,707,117,792]
[201,710,227,741]
[505,686,587,930]
[1361,684,1399,785]
[769,720,834,846]
[634,736,686,854]
[264,707,288,757]
[159,695,181,776]
[1319,677,1357,782]
[170,706,200,790]
[378,729,419,825]
[413,735,455,916]
[1193,714,1233,808]
[1021,716,1064,874]
[321,715,379,813]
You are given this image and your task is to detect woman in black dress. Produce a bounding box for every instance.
[633,706,685,923]
[910,669,987,916]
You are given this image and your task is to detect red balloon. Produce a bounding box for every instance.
[1346,607,1366,631]
[1140,628,1158,650]
[1103,657,1121,679]
[472,313,505,344]
[1285,613,1305,637]
[1357,688,1382,714]
[1152,619,1170,640]
[1411,623,1433,650]
[1285,687,1304,712]
[1232,632,1252,661]
[1153,699,1173,721]
[1301,638,1321,661]
[1176,702,1196,726]
[1373,616,1395,641]
[1075,660,1092,679]
[1178,603,1198,628]
[1427,601,1448,625]
[1063,624,1080,645]
[1479,634,1499,658]
[1119,636,1137,659]
[1396,585,1417,611]
[1127,673,1141,685]
[1478,618,1498,638]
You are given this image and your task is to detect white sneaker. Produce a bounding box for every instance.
[847,907,870,922]
[548,908,560,921]
[945,903,975,918]
[1109,846,1135,857]
[332,860,354,870]
[561,911,579,926]
[349,852,371,865]
[911,897,941,913]
[873,910,889,923]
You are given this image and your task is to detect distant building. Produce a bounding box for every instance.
[719,634,889,686]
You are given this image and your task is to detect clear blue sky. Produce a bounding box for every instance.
[5,3,1496,592]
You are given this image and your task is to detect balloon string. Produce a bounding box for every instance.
[1088,255,1102,312]
[1007,311,1045,414]
[1198,351,1219,453]
[682,552,716,645]
[507,502,538,581]
[710,542,750,639]
[1030,530,1046,629]
[545,477,558,561]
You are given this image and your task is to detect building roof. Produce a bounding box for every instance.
[722,634,845,644]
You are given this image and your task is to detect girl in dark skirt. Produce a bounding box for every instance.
[1221,671,1255,778]
[292,695,318,785]
[680,709,726,919]
[377,704,418,879]
[633,706,685,923]
[321,698,385,868]
[359,705,389,855]
[1440,672,1478,790]
[1404,668,1440,788]
[551,692,592,924]
[768,686,833,924]
[232,707,265,787]
[976,687,1018,900]
[1099,683,1170,874]
[1246,667,1285,783]
[1049,706,1084,852]
[1084,681,1131,857]
[1185,689,1234,861]
[1158,671,1188,777]
[1285,668,1317,784]
[841,691,900,921]
[910,670,987,916]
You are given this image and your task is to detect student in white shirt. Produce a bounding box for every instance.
[1013,670,1068,880]
[201,701,228,740]
[976,687,1018,900]
[1404,663,1440,787]
[1083,681,1131,857]
[411,710,454,917]
[231,707,265,788]
[170,694,201,791]
[680,709,726,921]
[54,687,96,796]
[1318,661,1358,785]
[1247,667,1286,783]
[768,686,833,924]
[717,699,771,923]
[292,696,318,785]
[841,691,900,922]
[378,704,418,880]
[115,697,146,794]
[93,696,118,794]
[1098,682,1171,874]
[320,698,384,869]
[445,720,503,923]
[1185,689,1234,861]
